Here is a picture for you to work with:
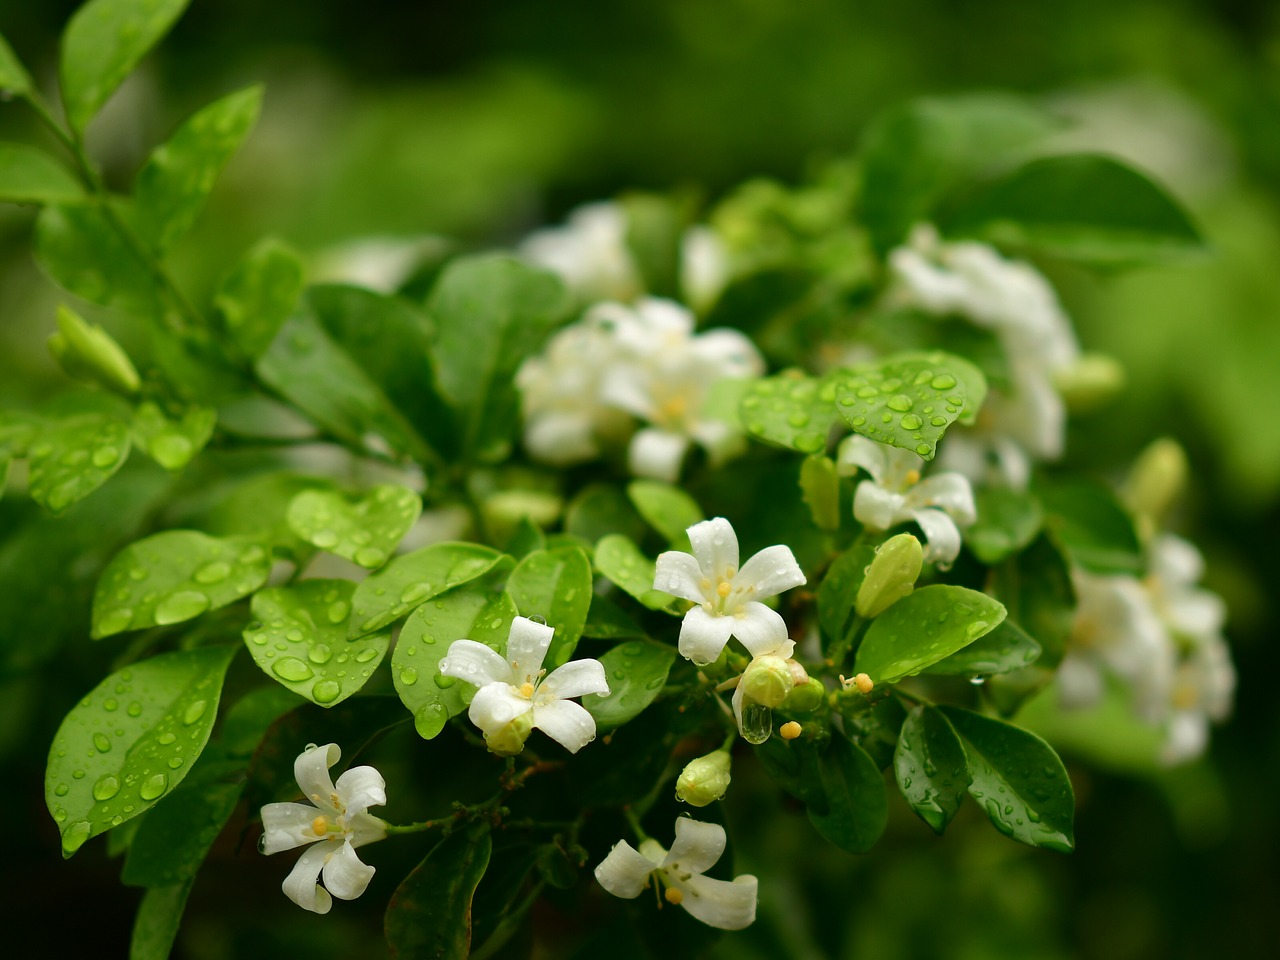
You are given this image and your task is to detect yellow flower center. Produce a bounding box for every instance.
[664,887,684,905]
[311,815,329,836]
[518,681,536,699]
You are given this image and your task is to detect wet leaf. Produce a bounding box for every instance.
[923,618,1041,677]
[386,823,492,960]
[27,413,131,513]
[627,479,703,545]
[582,640,675,730]
[808,734,889,853]
[740,372,841,455]
[1040,481,1142,575]
[506,545,593,667]
[130,402,216,471]
[595,534,675,611]
[214,237,305,360]
[286,484,421,569]
[966,486,1043,565]
[893,705,970,833]
[129,880,193,960]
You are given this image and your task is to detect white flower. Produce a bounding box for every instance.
[310,235,448,293]
[836,435,976,567]
[1147,534,1227,643]
[519,201,642,303]
[439,616,610,755]
[259,743,388,914]
[594,817,758,930]
[1162,631,1235,765]
[655,517,806,666]
[681,225,730,313]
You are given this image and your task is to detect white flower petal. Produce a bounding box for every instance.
[911,508,963,567]
[260,802,323,855]
[524,412,599,465]
[628,428,689,482]
[1056,654,1104,709]
[731,681,747,737]
[294,743,341,810]
[334,766,387,816]
[468,683,534,738]
[282,842,332,914]
[678,606,737,665]
[735,545,806,600]
[675,873,759,931]
[837,435,888,483]
[439,639,514,688]
[910,473,976,524]
[730,602,794,659]
[346,812,388,849]
[665,818,726,875]
[506,616,554,682]
[853,480,904,531]
[595,840,660,899]
[654,550,708,602]
[531,698,598,754]
[688,329,764,375]
[322,839,376,901]
[687,517,739,578]
[1162,710,1209,765]
[539,659,610,700]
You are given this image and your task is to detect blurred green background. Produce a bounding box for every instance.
[2,1,1278,957]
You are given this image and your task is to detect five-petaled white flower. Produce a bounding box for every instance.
[439,616,610,755]
[654,516,806,666]
[259,743,388,914]
[837,435,976,567]
[595,817,758,930]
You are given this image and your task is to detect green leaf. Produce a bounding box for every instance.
[816,535,882,651]
[220,685,304,759]
[45,645,235,857]
[854,584,1006,683]
[246,580,389,707]
[92,531,270,638]
[506,545,593,668]
[129,881,193,960]
[195,472,334,557]
[427,254,570,461]
[945,153,1204,264]
[582,640,675,729]
[35,202,160,311]
[348,542,506,638]
[214,238,306,360]
[582,594,646,640]
[27,413,131,513]
[940,706,1075,852]
[627,479,703,545]
[564,483,646,545]
[990,534,1075,671]
[860,94,1057,253]
[966,486,1043,565]
[130,401,215,470]
[740,372,840,454]
[807,734,889,854]
[386,824,492,960]
[623,192,683,298]
[392,582,517,739]
[60,0,193,132]
[133,85,263,252]
[893,705,970,833]
[923,619,1041,677]
[0,143,85,204]
[1039,481,1142,575]
[594,534,675,611]
[833,351,987,459]
[505,516,546,559]
[755,732,827,807]
[0,33,33,95]
[285,484,422,569]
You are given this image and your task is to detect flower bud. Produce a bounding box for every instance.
[1053,353,1125,413]
[1122,437,1187,530]
[47,305,140,396]
[739,655,794,708]
[800,454,841,531]
[779,721,802,740]
[856,533,923,618]
[483,711,534,756]
[675,749,732,806]
[782,677,825,713]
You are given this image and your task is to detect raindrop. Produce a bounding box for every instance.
[355,647,378,663]
[62,821,92,855]
[92,774,120,801]
[312,680,342,704]
[356,547,387,568]
[139,773,168,801]
[158,732,176,745]
[182,700,208,725]
[154,591,210,625]
[194,561,231,584]
[97,609,134,636]
[312,529,339,549]
[127,702,142,718]
[54,783,69,797]
[103,698,118,712]
[272,658,314,682]
[434,674,456,689]
[887,394,914,412]
[328,601,350,624]
[900,414,923,430]
[308,644,333,665]
[92,733,111,753]
[399,667,419,686]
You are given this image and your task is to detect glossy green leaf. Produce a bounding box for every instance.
[385,824,492,960]
[564,483,646,545]
[392,583,517,739]
[740,372,841,454]
[582,640,675,729]
[894,705,970,833]
[27,413,131,513]
[245,580,389,707]
[945,153,1204,263]
[755,731,827,807]
[505,516,546,559]
[582,594,646,640]
[923,618,1041,677]
[348,542,506,638]
[0,33,33,95]
[35,202,160,311]
[129,881,193,960]
[808,735,889,853]
[45,645,235,857]
[427,254,570,461]
[130,401,215,471]
[594,534,675,611]
[834,351,986,459]
[817,535,882,652]
[60,0,192,132]
[134,85,263,251]
[967,486,1043,565]
[627,479,703,545]
[854,584,1006,683]
[0,143,84,205]
[940,706,1075,852]
[507,547,592,666]
[214,238,306,360]
[195,472,334,557]
[92,531,270,638]
[286,484,421,569]
[1040,481,1142,575]
[990,534,1075,671]
[219,685,304,759]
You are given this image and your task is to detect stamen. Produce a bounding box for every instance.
[717,581,732,598]
[664,887,684,905]
[904,469,921,487]
[519,682,536,699]
[311,815,329,836]
[779,721,802,740]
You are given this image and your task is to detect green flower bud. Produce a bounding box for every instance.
[675,749,732,806]
[47,305,140,395]
[483,711,534,757]
[856,533,923,618]
[1122,438,1187,534]
[482,489,563,542]
[740,655,794,708]
[800,454,841,531]
[782,677,825,713]
[1054,353,1125,413]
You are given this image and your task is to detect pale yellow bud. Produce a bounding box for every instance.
[675,750,732,807]
[483,711,534,757]
[740,655,794,708]
[856,533,923,618]
[48,305,140,395]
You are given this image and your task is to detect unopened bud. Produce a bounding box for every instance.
[800,454,841,531]
[1054,353,1125,413]
[675,749,732,806]
[483,711,534,756]
[783,677,825,713]
[48,305,140,395]
[1122,438,1187,529]
[779,721,803,740]
[482,489,563,540]
[739,655,794,708]
[856,533,923,618]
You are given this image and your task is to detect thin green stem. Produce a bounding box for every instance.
[383,817,453,836]
[623,806,650,843]
[470,880,547,960]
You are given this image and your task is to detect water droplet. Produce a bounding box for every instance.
[355,647,378,663]
[399,666,419,686]
[154,591,210,625]
[194,561,231,584]
[97,608,133,636]
[168,757,183,770]
[139,773,168,800]
[312,680,341,704]
[103,698,118,712]
[238,545,266,565]
[900,413,923,430]
[92,733,111,753]
[62,820,92,855]
[308,644,333,665]
[434,674,456,689]
[312,529,339,549]
[887,394,914,412]
[126,701,142,717]
[158,732,176,745]
[930,416,948,427]
[931,374,957,390]
[91,446,119,467]
[272,658,314,682]
[182,700,208,725]
[356,546,387,568]
[740,702,773,745]
[92,774,120,800]
[327,601,350,624]
[54,782,69,797]
[400,582,433,605]
[915,443,931,456]
[286,628,304,642]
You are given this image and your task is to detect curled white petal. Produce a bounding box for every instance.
[333,766,387,816]
[346,812,388,849]
[654,550,707,603]
[837,435,888,483]
[322,840,376,901]
[595,840,660,899]
[675,873,758,931]
[532,698,598,754]
[664,818,727,875]
[910,508,962,567]
[260,802,323,855]
[506,616,554,683]
[294,743,341,810]
[735,544,806,600]
[282,843,333,914]
[729,602,793,659]
[910,473,976,525]
[439,639,514,688]
[539,659,610,701]
[853,480,904,531]
[678,606,737,665]
[687,517,739,579]
[468,683,534,738]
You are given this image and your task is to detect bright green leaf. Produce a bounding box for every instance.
[129,881,193,960]
[582,640,675,729]
[131,401,215,471]
[990,534,1075,672]
[740,372,841,454]
[894,705,970,833]
[385,824,492,960]
[817,535,882,652]
[967,486,1043,564]
[807,734,889,854]
[0,33,33,95]
[27,413,131,513]
[48,304,141,395]
[214,238,305,360]
[0,143,84,205]
[348,542,505,638]
[246,580,389,707]
[564,483,646,545]
[1040,481,1143,575]
[45,645,235,857]
[507,545,593,667]
[582,594,646,640]
[35,202,160,311]
[92,531,270,638]
[594,534,675,611]
[285,484,421,569]
[626,480,704,545]
[854,584,1006,683]
[923,619,1041,677]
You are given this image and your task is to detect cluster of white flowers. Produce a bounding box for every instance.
[517,298,764,481]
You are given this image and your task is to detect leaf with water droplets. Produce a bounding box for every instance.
[214,237,306,360]
[245,580,388,708]
[385,822,492,960]
[966,486,1043,564]
[807,734,889,854]
[131,401,216,471]
[626,479,704,546]
[392,582,517,739]
[894,705,970,833]
[27,413,131,514]
[854,584,1006,683]
[286,483,421,569]
[506,545,592,668]
[45,645,235,858]
[922,618,1041,677]
[940,706,1075,852]
[594,534,679,612]
[92,530,271,638]
[833,351,987,459]
[347,542,506,639]
[581,640,675,730]
[740,371,843,455]
[581,594,646,640]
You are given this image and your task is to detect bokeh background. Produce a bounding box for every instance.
[2,1,1279,957]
